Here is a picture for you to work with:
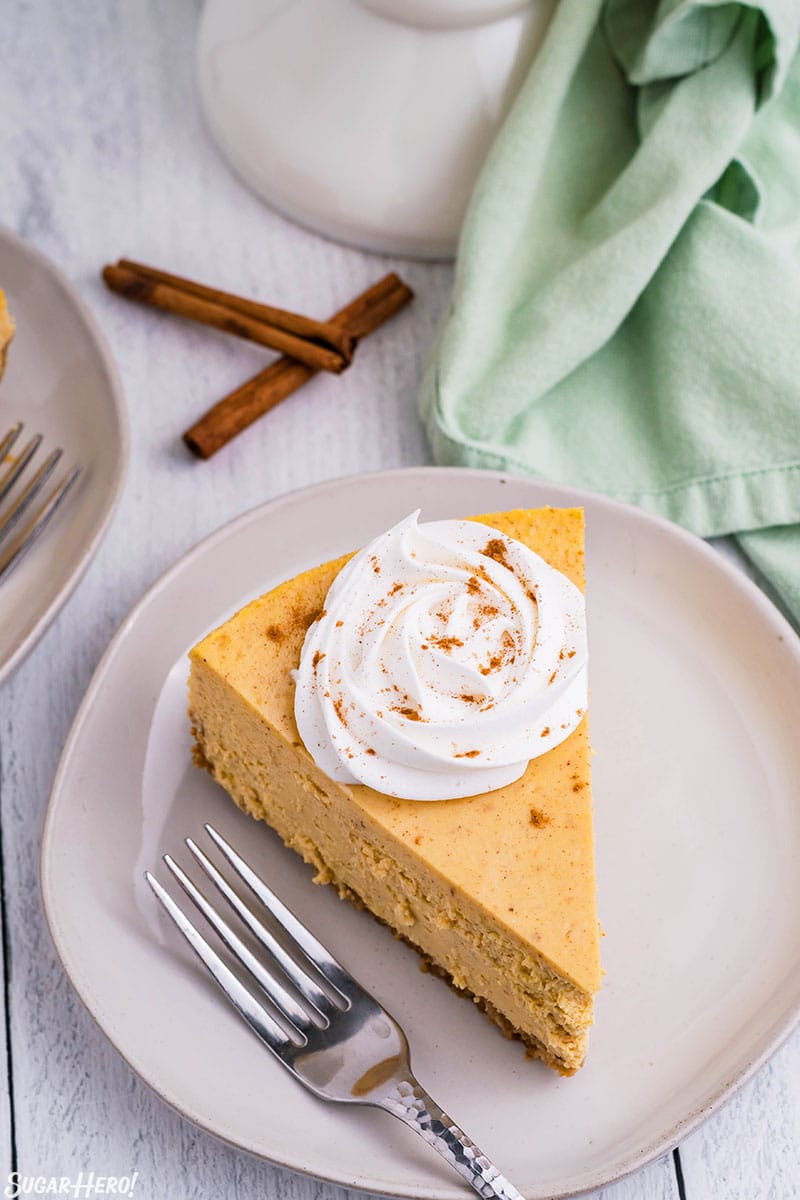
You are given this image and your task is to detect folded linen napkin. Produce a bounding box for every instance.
[420,0,800,625]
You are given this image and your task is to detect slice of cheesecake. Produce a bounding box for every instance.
[188,507,600,1073]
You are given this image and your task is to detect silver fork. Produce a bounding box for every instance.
[0,421,81,584]
[146,823,525,1200]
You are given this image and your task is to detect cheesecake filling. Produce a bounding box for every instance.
[294,511,587,801]
[190,673,593,1074]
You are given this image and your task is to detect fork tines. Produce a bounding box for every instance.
[147,824,528,1200]
[146,824,350,1053]
[0,421,81,583]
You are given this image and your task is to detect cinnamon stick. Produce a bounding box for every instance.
[117,259,355,360]
[103,262,353,374]
[183,273,414,459]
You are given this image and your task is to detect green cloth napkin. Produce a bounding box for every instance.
[419,0,800,626]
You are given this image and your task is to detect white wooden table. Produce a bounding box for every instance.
[0,3,797,1198]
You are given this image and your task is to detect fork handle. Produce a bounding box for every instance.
[378,1075,526,1200]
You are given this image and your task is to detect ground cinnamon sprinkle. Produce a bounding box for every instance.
[529,808,550,828]
[548,671,557,684]
[289,605,323,636]
[335,619,343,627]
[480,630,515,675]
[540,726,550,737]
[333,696,347,726]
[312,650,325,669]
[388,581,403,596]
[430,634,464,652]
[473,602,499,630]
[482,538,510,565]
[366,748,377,756]
[455,749,481,758]
[466,575,482,595]
[393,705,422,721]
[265,624,283,642]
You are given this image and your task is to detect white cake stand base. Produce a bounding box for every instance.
[197,0,554,259]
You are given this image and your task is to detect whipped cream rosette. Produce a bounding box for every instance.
[294,511,587,801]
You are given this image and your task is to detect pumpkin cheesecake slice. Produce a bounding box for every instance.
[188,507,600,1073]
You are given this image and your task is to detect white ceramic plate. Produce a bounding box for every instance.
[0,225,128,686]
[42,469,800,1200]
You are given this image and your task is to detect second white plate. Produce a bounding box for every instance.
[0,225,128,685]
[42,468,800,1199]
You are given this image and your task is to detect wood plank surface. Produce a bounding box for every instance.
[0,3,795,1199]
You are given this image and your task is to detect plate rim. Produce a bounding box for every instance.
[41,466,800,1200]
[0,222,129,687]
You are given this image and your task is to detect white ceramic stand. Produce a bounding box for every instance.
[197,0,554,259]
